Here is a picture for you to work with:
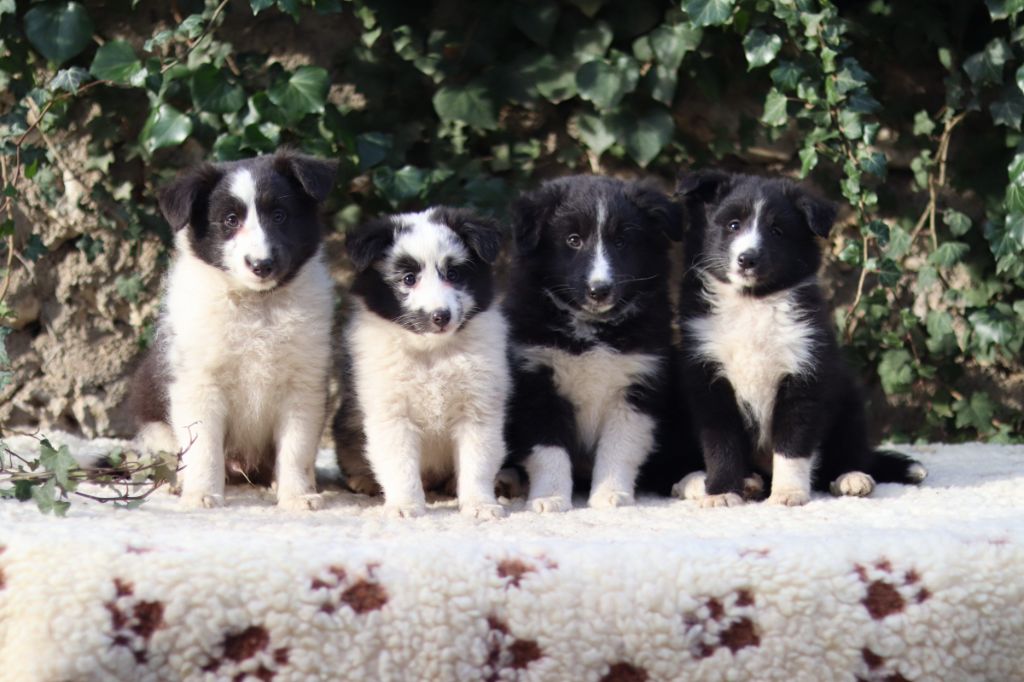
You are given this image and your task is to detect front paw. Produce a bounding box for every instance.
[700,492,744,508]
[529,495,571,513]
[278,492,324,511]
[671,472,707,500]
[460,501,507,519]
[384,502,426,518]
[830,472,875,497]
[180,492,224,509]
[588,490,635,508]
[346,474,382,497]
[767,489,810,506]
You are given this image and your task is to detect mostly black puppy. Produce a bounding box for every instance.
[672,170,927,507]
[504,175,699,512]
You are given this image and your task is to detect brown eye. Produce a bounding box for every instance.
[402,273,417,287]
[271,208,287,224]
[613,235,626,248]
[727,220,740,232]
[771,225,783,237]
[445,268,462,283]
[224,213,239,228]
[566,234,583,249]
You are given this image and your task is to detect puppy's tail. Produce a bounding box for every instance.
[870,449,928,485]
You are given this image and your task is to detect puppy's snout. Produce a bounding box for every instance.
[736,250,759,272]
[430,308,452,330]
[244,255,277,279]
[587,281,613,303]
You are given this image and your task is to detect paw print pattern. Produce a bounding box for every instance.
[854,560,930,620]
[310,563,389,615]
[483,615,543,681]
[682,589,760,659]
[104,579,165,665]
[495,556,558,589]
[856,647,911,682]
[600,662,649,682]
[200,625,290,681]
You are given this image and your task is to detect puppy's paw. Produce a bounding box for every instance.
[671,472,707,500]
[743,473,766,499]
[460,501,507,520]
[907,463,928,483]
[346,474,382,497]
[277,492,324,511]
[384,502,426,519]
[830,472,875,497]
[699,492,744,508]
[529,495,571,513]
[588,490,635,509]
[767,489,810,506]
[180,492,224,509]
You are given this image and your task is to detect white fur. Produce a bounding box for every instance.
[588,199,611,286]
[520,345,660,507]
[524,445,573,513]
[347,302,510,518]
[767,452,814,506]
[687,277,817,449]
[224,169,276,292]
[145,233,333,510]
[830,471,876,497]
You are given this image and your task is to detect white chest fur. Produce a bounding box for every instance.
[519,345,661,452]
[686,279,816,444]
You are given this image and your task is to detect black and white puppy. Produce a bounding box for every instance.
[332,208,509,519]
[504,175,697,512]
[130,151,337,510]
[672,170,927,507]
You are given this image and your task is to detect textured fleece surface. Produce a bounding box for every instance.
[0,435,1022,682]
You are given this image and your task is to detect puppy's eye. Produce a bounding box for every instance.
[771,226,783,237]
[566,234,583,249]
[402,273,417,287]
[224,213,239,228]
[613,235,626,249]
[271,208,287,224]
[445,268,462,283]
[727,220,740,232]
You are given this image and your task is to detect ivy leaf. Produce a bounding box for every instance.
[990,85,1024,130]
[878,349,915,395]
[761,88,788,127]
[521,54,578,104]
[514,2,560,46]
[373,165,429,208]
[685,0,735,27]
[963,38,1009,86]
[943,209,972,237]
[925,310,958,355]
[834,59,870,96]
[139,103,193,155]
[798,146,818,177]
[250,0,276,13]
[190,64,245,114]
[90,41,143,83]
[24,2,95,64]
[612,105,674,167]
[1018,63,1024,96]
[355,132,393,171]
[1006,152,1024,213]
[268,66,329,123]
[48,66,90,93]
[576,56,640,110]
[771,61,803,91]
[912,110,935,137]
[572,21,613,60]
[571,110,616,155]
[986,0,1024,20]
[39,442,77,492]
[927,241,969,267]
[742,29,781,69]
[649,23,702,71]
[433,82,499,130]
[969,307,1016,351]
[953,392,995,433]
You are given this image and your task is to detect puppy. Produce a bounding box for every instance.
[503,175,697,512]
[130,151,337,509]
[672,170,927,507]
[332,208,509,519]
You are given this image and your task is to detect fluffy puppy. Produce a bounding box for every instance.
[672,170,927,507]
[503,175,698,512]
[130,151,337,510]
[332,208,509,519]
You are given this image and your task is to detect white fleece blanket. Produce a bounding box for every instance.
[0,436,1022,682]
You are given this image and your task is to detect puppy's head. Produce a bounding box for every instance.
[347,207,502,336]
[676,170,836,296]
[512,175,680,319]
[159,150,337,292]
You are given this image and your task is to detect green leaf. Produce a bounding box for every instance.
[963,39,1009,86]
[942,209,972,237]
[833,59,870,96]
[90,41,142,83]
[250,0,276,14]
[912,110,935,137]
[576,56,640,110]
[373,165,429,208]
[986,0,1024,20]
[1006,152,1024,213]
[990,85,1024,130]
[355,132,393,171]
[1018,64,1024,96]
[798,146,818,177]
[770,61,803,91]
[521,54,578,104]
[969,307,1016,350]
[649,23,702,71]
[613,105,674,167]
[139,103,193,155]
[685,0,735,27]
[24,2,95,64]
[572,21,613,59]
[48,67,90,93]
[433,82,499,130]
[925,310,958,355]
[39,442,77,492]
[878,349,915,395]
[761,88,788,127]
[514,2,560,46]
[190,64,245,114]
[953,392,995,433]
[268,66,329,123]
[571,110,616,155]
[24,234,48,261]
[927,241,969,267]
[742,29,781,69]
[115,274,143,302]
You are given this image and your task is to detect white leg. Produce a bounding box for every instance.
[274,390,326,511]
[671,471,708,500]
[767,453,813,506]
[830,471,875,497]
[363,416,426,518]
[588,405,654,508]
[525,445,573,513]
[170,378,227,509]
[453,418,506,519]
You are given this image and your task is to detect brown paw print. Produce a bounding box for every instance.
[483,615,543,681]
[105,579,165,664]
[200,624,290,681]
[854,560,930,620]
[682,589,760,659]
[310,563,388,615]
[601,662,649,682]
[494,556,558,589]
[856,647,911,682]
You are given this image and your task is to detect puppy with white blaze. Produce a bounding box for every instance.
[130,151,337,510]
[672,170,927,507]
[332,208,509,519]
[503,175,700,513]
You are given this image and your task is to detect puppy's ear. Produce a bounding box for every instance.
[158,164,222,231]
[274,151,338,203]
[435,208,503,264]
[346,217,396,272]
[794,190,837,238]
[511,183,564,255]
[626,181,683,242]
[675,169,732,204]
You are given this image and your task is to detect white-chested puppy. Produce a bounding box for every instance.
[130,150,337,510]
[332,208,509,519]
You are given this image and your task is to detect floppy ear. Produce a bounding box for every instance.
[794,191,837,238]
[346,217,397,272]
[434,207,504,264]
[675,169,733,204]
[626,181,683,242]
[274,151,338,203]
[511,182,564,255]
[158,164,222,231]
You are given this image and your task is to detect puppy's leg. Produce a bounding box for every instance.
[588,404,655,508]
[767,453,814,506]
[364,416,426,518]
[453,417,507,520]
[767,376,827,506]
[170,378,227,509]
[685,362,751,508]
[524,445,573,513]
[274,392,325,511]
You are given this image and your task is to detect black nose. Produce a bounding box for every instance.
[430,309,452,329]
[587,282,613,303]
[736,250,758,271]
[245,255,276,279]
